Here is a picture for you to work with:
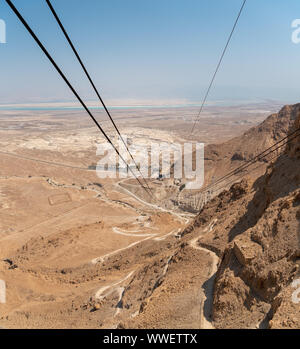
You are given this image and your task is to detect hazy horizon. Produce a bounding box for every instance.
[1,0,300,105]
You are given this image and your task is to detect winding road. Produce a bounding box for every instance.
[188,219,219,329]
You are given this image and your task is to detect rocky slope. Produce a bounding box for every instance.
[210,103,297,161]
[203,103,300,187]
[1,103,298,329]
[176,104,300,213]
[185,104,300,328]
[120,103,300,329]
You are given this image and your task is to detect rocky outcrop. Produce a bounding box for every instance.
[233,236,262,266]
[193,105,300,329]
[203,103,300,186]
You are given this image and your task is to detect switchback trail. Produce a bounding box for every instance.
[188,219,219,329]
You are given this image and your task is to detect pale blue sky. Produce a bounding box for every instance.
[1,0,300,105]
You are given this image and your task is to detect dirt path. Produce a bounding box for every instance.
[117,179,192,225]
[188,219,219,329]
[95,270,135,301]
[112,227,154,237]
[95,270,135,317]
[91,235,154,264]
[94,252,175,321]
[90,179,190,265]
[91,227,180,264]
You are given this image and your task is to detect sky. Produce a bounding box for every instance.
[1,0,300,105]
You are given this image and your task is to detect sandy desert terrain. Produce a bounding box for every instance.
[0,102,297,329]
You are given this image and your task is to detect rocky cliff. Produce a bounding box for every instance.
[192,105,300,328]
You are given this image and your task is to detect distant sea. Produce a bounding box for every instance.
[0,100,267,111]
[0,105,197,111]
